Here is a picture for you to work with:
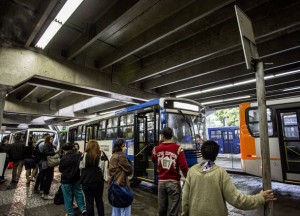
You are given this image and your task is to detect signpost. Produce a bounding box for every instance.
[235,5,273,216]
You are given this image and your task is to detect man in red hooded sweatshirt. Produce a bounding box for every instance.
[152,127,188,216]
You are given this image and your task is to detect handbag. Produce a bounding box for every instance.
[47,154,60,167]
[108,180,134,208]
[99,151,110,181]
[108,155,134,208]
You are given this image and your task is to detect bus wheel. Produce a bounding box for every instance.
[130,177,141,187]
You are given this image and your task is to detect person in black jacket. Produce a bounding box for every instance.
[9,134,25,183]
[41,135,59,199]
[0,137,10,183]
[24,140,36,184]
[80,140,106,216]
[59,143,86,216]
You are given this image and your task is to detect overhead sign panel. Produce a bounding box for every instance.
[235,5,259,70]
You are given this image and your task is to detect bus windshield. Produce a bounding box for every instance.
[168,113,200,150]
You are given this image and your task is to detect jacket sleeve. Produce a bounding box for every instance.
[221,169,265,210]
[119,155,133,176]
[178,147,188,177]
[181,169,191,216]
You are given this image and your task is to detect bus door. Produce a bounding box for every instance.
[134,112,156,183]
[277,110,300,182]
[222,130,234,154]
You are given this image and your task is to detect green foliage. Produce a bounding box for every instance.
[214,108,239,126]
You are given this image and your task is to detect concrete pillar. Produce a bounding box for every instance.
[0,89,6,129]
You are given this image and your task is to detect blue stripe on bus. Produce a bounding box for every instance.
[116,98,160,115]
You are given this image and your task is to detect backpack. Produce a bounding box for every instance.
[33,141,43,163]
[54,185,64,205]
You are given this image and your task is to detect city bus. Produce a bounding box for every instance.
[240,97,300,184]
[208,126,240,154]
[68,97,205,186]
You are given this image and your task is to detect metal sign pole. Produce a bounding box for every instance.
[254,60,273,215]
[235,5,273,215]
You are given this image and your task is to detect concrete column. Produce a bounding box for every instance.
[0,89,7,129]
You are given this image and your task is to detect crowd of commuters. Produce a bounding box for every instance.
[0,127,276,216]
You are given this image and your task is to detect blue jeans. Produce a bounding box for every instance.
[158,181,181,216]
[112,206,131,216]
[61,181,86,216]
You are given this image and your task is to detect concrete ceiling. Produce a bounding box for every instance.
[0,0,300,130]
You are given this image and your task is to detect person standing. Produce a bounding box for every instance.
[41,135,59,199]
[80,140,106,216]
[0,137,10,183]
[9,134,25,183]
[151,127,189,216]
[181,140,276,216]
[59,143,86,216]
[24,140,36,184]
[195,134,203,159]
[108,139,133,216]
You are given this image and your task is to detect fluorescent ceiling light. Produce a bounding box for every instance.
[56,0,84,24]
[201,95,250,105]
[65,119,80,123]
[283,86,300,92]
[177,69,300,98]
[35,21,62,49]
[35,0,84,49]
[274,69,300,77]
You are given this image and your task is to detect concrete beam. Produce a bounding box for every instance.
[193,74,300,102]
[82,101,128,114]
[16,85,38,101]
[38,90,64,103]
[127,1,300,83]
[157,37,300,95]
[0,47,158,101]
[98,0,235,70]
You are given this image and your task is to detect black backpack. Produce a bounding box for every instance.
[54,185,64,205]
[33,141,43,163]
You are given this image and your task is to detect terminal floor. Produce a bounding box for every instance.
[0,168,299,216]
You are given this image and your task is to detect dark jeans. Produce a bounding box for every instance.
[1,160,9,179]
[158,181,181,216]
[42,167,54,195]
[82,181,104,216]
[34,164,44,191]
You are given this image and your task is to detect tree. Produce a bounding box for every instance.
[214,108,239,126]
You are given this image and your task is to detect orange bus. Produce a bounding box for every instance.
[240,97,300,184]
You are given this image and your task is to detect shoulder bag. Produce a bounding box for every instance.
[108,155,134,208]
[99,151,110,181]
[47,153,60,167]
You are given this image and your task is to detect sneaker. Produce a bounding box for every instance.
[41,193,44,198]
[43,194,54,200]
[81,210,87,216]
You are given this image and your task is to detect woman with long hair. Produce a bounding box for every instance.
[80,140,106,216]
[42,135,59,199]
[109,139,133,216]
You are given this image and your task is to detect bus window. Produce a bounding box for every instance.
[168,113,194,149]
[247,108,273,136]
[106,117,118,139]
[234,129,240,139]
[119,114,134,139]
[282,113,299,138]
[96,120,106,140]
[211,130,222,139]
